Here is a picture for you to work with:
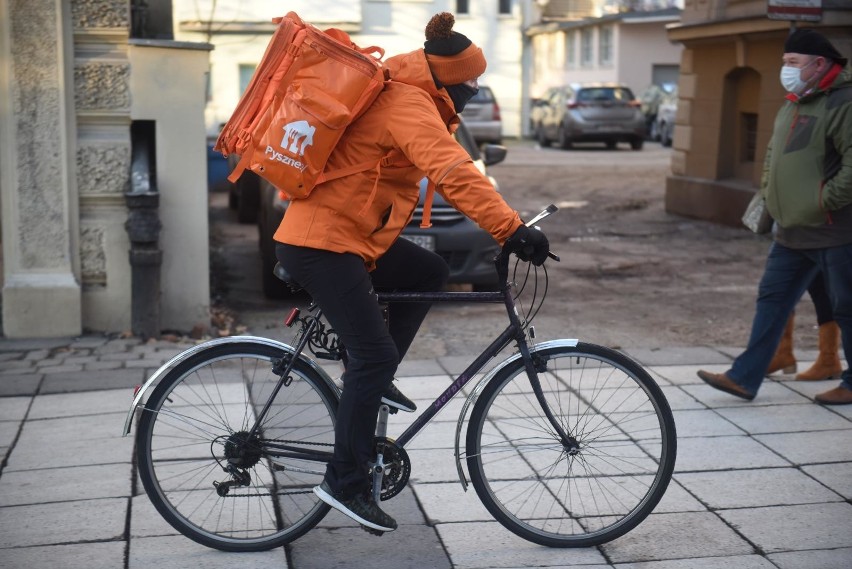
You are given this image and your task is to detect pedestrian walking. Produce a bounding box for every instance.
[697,28,852,404]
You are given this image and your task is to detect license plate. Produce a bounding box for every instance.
[400,234,435,251]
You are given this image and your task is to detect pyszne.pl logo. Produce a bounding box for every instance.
[265,120,316,172]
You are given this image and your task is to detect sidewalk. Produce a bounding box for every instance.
[0,335,850,569]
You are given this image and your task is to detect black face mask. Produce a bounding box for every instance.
[445,83,479,113]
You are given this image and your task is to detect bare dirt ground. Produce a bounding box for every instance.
[210,139,818,359]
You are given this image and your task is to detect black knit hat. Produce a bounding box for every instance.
[784,29,848,66]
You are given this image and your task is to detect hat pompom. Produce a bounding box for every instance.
[425,12,455,42]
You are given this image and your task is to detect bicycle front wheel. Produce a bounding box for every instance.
[136,341,338,551]
[466,342,676,547]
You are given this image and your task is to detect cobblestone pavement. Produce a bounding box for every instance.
[0,334,850,568]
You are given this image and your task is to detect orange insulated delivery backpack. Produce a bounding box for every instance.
[215,12,386,199]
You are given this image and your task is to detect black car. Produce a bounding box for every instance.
[254,119,508,298]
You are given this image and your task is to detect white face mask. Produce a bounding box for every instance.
[779,58,817,93]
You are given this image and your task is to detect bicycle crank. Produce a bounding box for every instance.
[371,437,410,501]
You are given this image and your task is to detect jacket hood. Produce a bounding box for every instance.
[384,48,459,127]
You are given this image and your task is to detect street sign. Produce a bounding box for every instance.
[767,0,823,22]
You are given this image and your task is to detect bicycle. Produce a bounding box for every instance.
[122,205,676,552]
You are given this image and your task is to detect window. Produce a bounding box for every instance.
[238,64,257,96]
[580,29,593,67]
[565,30,576,67]
[457,0,469,14]
[499,0,511,15]
[598,26,613,66]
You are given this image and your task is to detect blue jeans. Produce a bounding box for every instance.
[728,241,852,394]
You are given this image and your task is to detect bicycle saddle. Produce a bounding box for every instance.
[273,262,303,292]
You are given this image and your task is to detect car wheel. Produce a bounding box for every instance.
[557,126,572,150]
[536,126,549,147]
[630,137,644,151]
[661,124,673,147]
[237,174,260,224]
[605,140,617,150]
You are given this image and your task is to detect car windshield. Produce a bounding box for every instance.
[577,87,634,103]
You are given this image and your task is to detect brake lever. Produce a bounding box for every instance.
[525,204,560,262]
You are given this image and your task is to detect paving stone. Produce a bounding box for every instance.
[0,541,126,569]
[0,360,38,373]
[84,360,125,371]
[601,512,754,563]
[672,409,746,438]
[649,479,706,513]
[715,403,851,435]
[657,385,704,410]
[0,395,30,421]
[436,520,607,568]
[129,534,288,569]
[682,381,810,408]
[37,364,84,374]
[27,388,133,419]
[402,420,458,450]
[23,349,50,361]
[0,498,126,547]
[0,352,24,362]
[613,555,775,568]
[407,448,466,483]
[397,358,446,376]
[412,481,494,524]
[719,502,852,553]
[626,347,731,367]
[649,364,728,386]
[0,338,73,352]
[69,336,110,349]
[289,524,448,569]
[676,467,843,509]
[0,421,19,449]
[801,462,852,499]
[130,494,182,538]
[0,374,42,396]
[39,368,145,393]
[655,435,789,473]
[767,547,852,569]
[0,463,132,506]
[755,429,852,464]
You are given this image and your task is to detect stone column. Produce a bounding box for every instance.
[0,0,82,337]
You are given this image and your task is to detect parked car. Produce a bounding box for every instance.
[255,119,507,298]
[654,86,678,147]
[226,152,260,224]
[460,85,502,144]
[530,83,645,150]
[638,83,676,140]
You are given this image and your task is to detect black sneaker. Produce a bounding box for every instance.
[381,382,416,413]
[314,481,398,532]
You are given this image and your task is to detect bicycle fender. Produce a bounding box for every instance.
[121,335,336,436]
[453,339,578,491]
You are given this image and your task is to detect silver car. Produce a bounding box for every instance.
[530,83,645,150]
[460,86,502,145]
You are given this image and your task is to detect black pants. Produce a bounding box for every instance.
[276,239,449,496]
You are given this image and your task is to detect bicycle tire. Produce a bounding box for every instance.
[136,341,338,551]
[466,342,676,547]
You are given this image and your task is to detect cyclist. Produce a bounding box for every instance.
[273,12,550,533]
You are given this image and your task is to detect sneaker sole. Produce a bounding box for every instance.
[313,485,396,532]
[380,396,415,413]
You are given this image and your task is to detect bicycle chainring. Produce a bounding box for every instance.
[373,437,410,501]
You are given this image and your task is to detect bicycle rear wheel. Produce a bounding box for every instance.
[136,341,338,551]
[466,342,676,547]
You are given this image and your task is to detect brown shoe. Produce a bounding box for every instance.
[814,384,852,405]
[796,321,842,381]
[697,370,756,401]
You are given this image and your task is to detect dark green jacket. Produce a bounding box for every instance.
[762,65,852,246]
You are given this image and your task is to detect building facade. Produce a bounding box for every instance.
[664,0,852,226]
[0,0,212,338]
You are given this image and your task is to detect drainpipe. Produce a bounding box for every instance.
[125,121,162,340]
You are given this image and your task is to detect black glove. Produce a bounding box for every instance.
[505,225,550,266]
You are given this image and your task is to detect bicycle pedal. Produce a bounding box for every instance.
[360,524,385,537]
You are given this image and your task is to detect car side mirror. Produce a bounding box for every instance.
[481,144,507,167]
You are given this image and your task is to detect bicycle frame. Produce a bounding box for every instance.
[242,249,579,478]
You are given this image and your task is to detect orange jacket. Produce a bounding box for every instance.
[273,48,523,269]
